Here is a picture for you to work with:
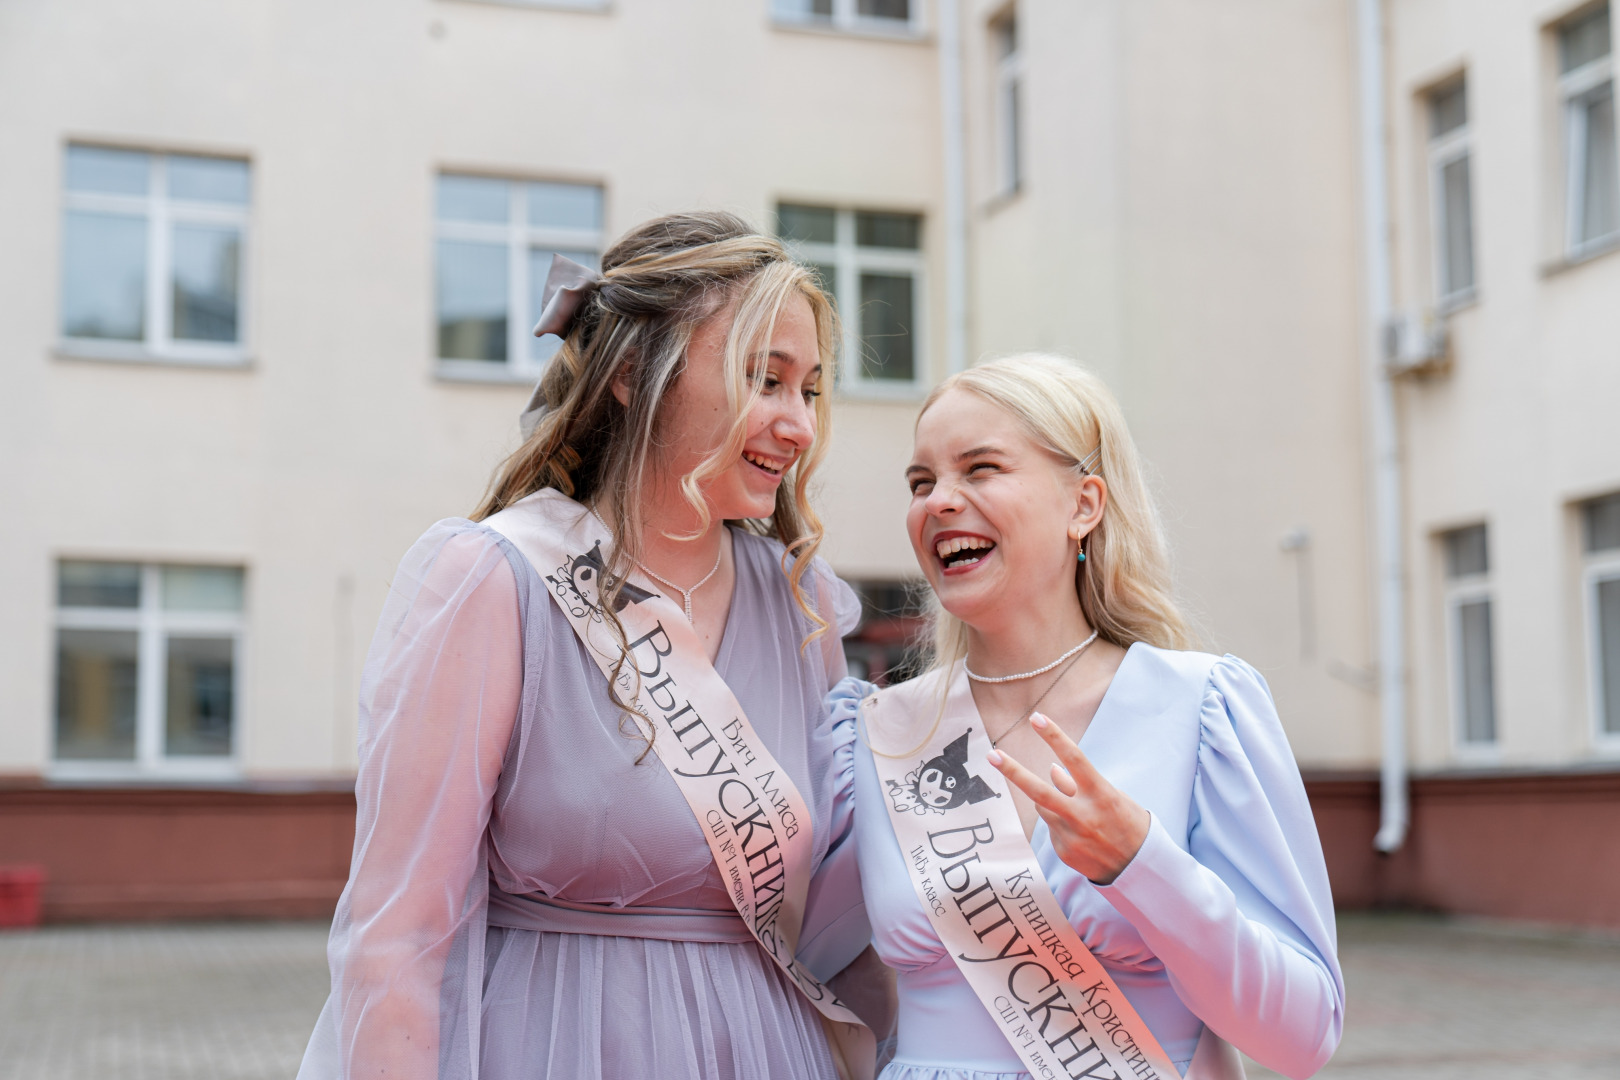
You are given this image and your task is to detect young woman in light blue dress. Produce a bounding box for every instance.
[833,355,1344,1079]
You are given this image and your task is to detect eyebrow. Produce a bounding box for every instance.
[760,352,823,377]
[956,445,1008,461]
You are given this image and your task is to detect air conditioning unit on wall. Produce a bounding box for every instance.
[1384,310,1450,375]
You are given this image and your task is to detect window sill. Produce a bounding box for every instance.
[1541,232,1620,277]
[836,380,928,404]
[982,186,1025,217]
[1435,288,1478,317]
[54,341,253,369]
[48,760,242,785]
[435,360,541,386]
[770,17,929,44]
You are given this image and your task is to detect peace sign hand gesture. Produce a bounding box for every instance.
[985,713,1151,886]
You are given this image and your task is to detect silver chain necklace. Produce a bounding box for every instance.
[965,629,1099,683]
[984,633,1099,748]
[636,542,725,623]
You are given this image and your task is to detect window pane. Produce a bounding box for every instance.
[167,156,249,204]
[1578,85,1619,245]
[1440,154,1475,295]
[171,223,241,342]
[55,629,138,760]
[59,561,141,608]
[773,0,833,18]
[162,565,244,612]
[1599,577,1620,735]
[1431,80,1467,137]
[437,240,509,361]
[808,262,837,298]
[65,145,149,196]
[1458,598,1496,743]
[528,182,602,230]
[859,271,916,381]
[1444,524,1489,578]
[856,210,921,249]
[857,0,909,19]
[1586,493,1620,551]
[1561,6,1612,74]
[166,636,234,757]
[778,204,837,245]
[61,211,147,340]
[529,248,599,362]
[437,175,510,223]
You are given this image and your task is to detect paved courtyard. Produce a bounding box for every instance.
[0,913,1616,1079]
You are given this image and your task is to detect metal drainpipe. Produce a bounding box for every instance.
[937,0,968,376]
[1356,0,1410,853]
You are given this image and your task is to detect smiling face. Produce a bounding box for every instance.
[906,388,1103,635]
[654,291,824,522]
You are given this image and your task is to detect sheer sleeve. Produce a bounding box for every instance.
[299,521,523,1080]
[1096,657,1344,1079]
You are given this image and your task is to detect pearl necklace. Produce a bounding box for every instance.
[965,630,1100,684]
[636,542,725,623]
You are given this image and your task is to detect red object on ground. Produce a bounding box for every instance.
[0,864,47,928]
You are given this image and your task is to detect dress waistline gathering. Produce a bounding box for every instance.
[486,884,757,944]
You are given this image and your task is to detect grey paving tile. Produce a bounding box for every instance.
[1,913,1616,1078]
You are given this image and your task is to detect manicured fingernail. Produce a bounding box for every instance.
[986,750,1004,767]
[1030,713,1049,730]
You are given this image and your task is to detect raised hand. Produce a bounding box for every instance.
[985,712,1150,885]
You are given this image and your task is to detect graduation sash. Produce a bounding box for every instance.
[863,665,1242,1080]
[484,489,874,1080]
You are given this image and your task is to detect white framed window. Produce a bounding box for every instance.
[1583,493,1620,747]
[1442,525,1497,749]
[771,0,921,36]
[1428,77,1476,305]
[1559,4,1619,256]
[59,145,250,365]
[435,174,604,381]
[993,8,1024,196]
[777,203,927,395]
[53,561,245,780]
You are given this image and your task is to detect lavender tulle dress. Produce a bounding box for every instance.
[296,518,870,1080]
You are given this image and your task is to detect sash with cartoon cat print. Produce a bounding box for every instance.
[483,489,874,1080]
[863,667,1244,1080]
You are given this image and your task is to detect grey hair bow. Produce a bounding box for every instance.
[521,254,605,436]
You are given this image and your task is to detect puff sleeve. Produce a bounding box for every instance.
[1095,657,1345,1079]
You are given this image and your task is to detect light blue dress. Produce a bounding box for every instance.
[837,645,1345,1080]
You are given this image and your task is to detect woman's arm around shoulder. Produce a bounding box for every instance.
[302,521,525,1080]
[1095,655,1345,1079]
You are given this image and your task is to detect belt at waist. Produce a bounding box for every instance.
[486,885,756,944]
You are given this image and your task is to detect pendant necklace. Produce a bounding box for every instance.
[978,630,1100,748]
[637,541,725,623]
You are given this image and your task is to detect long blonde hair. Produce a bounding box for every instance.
[923,354,1193,675]
[474,211,840,747]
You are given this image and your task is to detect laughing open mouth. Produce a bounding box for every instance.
[744,451,786,477]
[936,536,995,569]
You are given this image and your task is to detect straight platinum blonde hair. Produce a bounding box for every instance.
[473,211,840,750]
[922,354,1193,675]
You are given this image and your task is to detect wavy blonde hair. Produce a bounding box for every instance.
[473,211,840,748]
[923,354,1193,675]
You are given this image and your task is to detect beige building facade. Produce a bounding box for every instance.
[2,0,1618,925]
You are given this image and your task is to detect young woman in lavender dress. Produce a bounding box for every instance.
[298,213,884,1080]
[831,355,1345,1079]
